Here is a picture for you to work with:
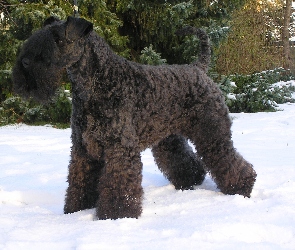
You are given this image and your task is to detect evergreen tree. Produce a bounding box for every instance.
[106,0,246,64]
[78,0,129,57]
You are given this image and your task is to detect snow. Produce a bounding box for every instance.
[1,103,295,249]
[272,80,295,89]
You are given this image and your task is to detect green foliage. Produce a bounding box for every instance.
[173,34,200,64]
[218,68,295,113]
[3,1,71,42]
[192,0,246,27]
[79,0,130,57]
[0,87,71,127]
[110,0,244,63]
[173,24,229,67]
[44,87,72,124]
[139,45,167,65]
[0,96,28,125]
[0,70,13,102]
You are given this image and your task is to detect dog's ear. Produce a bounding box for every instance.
[43,16,60,27]
[65,16,93,42]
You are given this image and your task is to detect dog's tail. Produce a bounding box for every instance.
[175,26,211,72]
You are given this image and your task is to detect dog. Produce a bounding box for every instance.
[13,16,256,219]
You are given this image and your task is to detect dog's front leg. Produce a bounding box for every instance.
[96,145,143,220]
[64,144,104,214]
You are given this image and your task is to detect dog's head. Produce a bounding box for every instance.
[12,16,93,102]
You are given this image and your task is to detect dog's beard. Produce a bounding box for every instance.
[12,64,63,103]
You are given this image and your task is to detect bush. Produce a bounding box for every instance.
[218,68,295,113]
[0,86,71,127]
[139,45,167,65]
[0,70,13,102]
[0,96,27,124]
[45,87,72,124]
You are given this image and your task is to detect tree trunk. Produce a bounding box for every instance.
[282,0,292,70]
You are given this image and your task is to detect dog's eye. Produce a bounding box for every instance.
[55,38,66,47]
[53,33,65,46]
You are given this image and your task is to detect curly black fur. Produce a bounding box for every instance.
[12,17,256,220]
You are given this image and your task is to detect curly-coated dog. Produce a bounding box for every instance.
[12,16,256,220]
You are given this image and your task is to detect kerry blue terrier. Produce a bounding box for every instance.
[12,16,256,220]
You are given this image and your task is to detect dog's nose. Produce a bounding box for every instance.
[22,58,30,69]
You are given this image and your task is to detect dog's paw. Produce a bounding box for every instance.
[226,164,256,198]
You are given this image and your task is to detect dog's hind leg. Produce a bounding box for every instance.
[152,134,206,190]
[185,86,256,197]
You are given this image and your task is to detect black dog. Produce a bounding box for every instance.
[13,17,256,219]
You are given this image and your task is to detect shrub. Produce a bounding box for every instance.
[0,70,13,102]
[0,86,71,127]
[0,96,27,125]
[139,45,167,66]
[218,68,295,113]
[45,87,72,124]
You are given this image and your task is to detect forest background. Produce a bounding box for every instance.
[0,0,295,126]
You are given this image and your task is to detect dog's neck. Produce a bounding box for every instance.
[68,32,118,81]
[67,31,129,102]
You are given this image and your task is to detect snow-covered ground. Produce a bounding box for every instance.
[0,103,295,250]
